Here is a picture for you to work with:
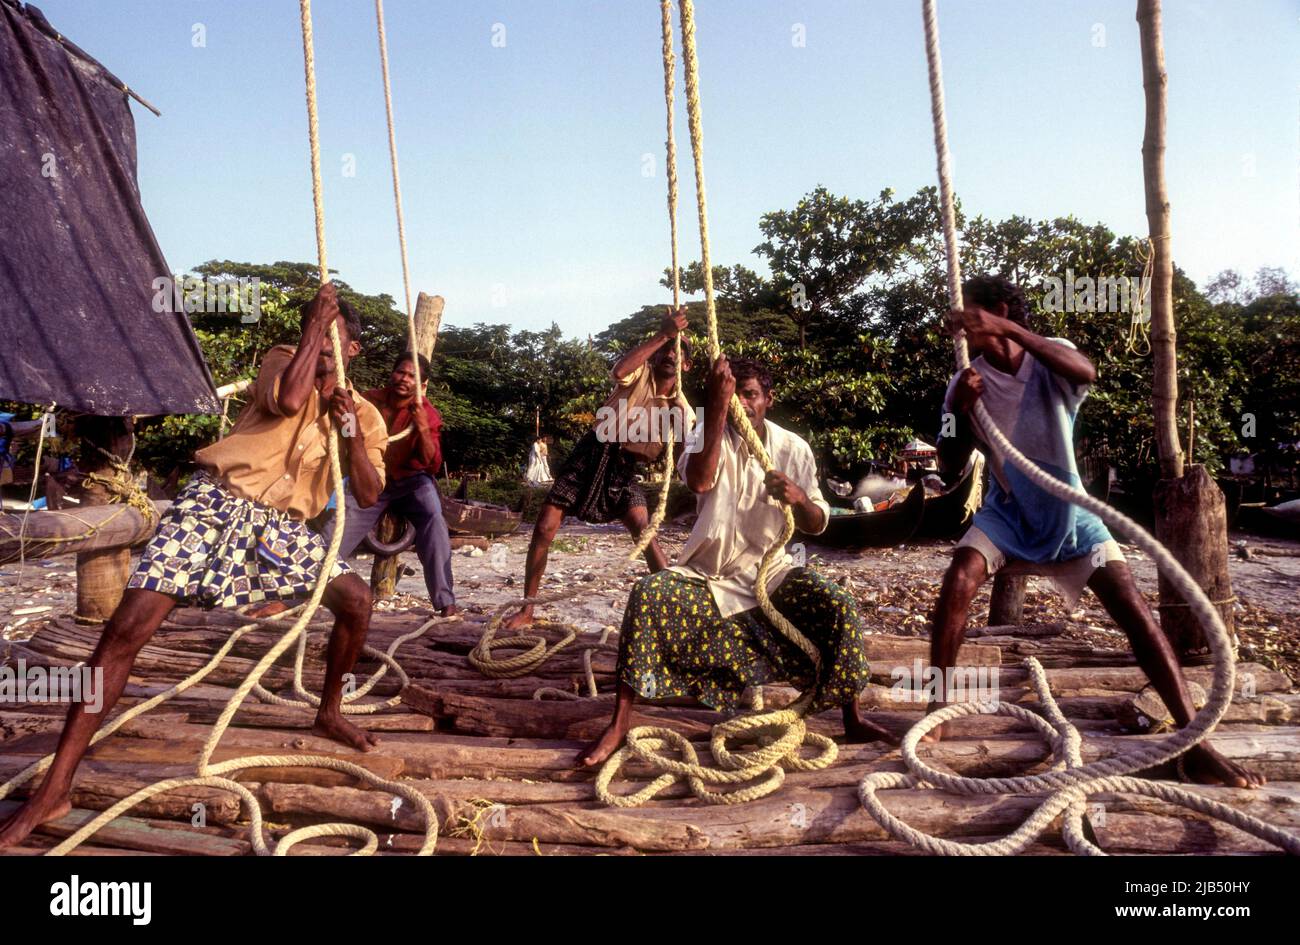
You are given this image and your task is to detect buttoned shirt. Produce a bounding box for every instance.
[195,344,387,520]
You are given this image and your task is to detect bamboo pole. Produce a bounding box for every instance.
[1137,0,1182,481]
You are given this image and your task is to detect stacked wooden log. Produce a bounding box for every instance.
[2,609,1297,856]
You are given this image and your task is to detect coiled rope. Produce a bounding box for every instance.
[854,0,1300,855]
[593,0,836,807]
[0,0,442,856]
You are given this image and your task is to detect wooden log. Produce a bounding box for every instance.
[1154,465,1235,657]
[256,780,1297,854]
[0,763,244,824]
[413,292,445,361]
[0,801,251,856]
[0,503,160,564]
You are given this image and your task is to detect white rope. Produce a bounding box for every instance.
[855,0,1300,856]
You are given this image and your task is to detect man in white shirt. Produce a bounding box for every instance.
[578,356,892,767]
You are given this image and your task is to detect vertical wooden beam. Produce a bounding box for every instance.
[1137,0,1182,481]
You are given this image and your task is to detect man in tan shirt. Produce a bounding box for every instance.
[0,284,389,849]
[503,308,694,630]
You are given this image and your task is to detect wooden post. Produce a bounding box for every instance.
[988,573,1027,626]
[1138,0,1233,656]
[1154,466,1234,657]
[72,416,136,624]
[1138,0,1181,483]
[369,511,404,601]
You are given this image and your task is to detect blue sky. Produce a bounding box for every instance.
[38,0,1300,336]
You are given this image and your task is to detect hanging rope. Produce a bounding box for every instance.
[1127,237,1157,356]
[594,0,837,807]
[854,0,1300,855]
[627,0,685,562]
[0,0,443,857]
[373,0,423,403]
[10,403,56,592]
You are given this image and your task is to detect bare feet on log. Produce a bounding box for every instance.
[248,599,289,619]
[576,719,629,768]
[312,711,379,752]
[842,705,898,745]
[1181,744,1265,788]
[0,790,72,849]
[438,605,460,618]
[501,606,534,631]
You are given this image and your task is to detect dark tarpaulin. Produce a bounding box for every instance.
[0,1,218,416]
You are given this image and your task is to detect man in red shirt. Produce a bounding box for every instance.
[327,352,457,616]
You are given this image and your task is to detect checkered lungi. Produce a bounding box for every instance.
[127,472,350,608]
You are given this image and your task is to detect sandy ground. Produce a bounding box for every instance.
[4,520,1299,682]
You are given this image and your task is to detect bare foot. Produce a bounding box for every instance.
[576,721,628,768]
[439,605,460,618]
[1181,743,1265,788]
[248,599,289,619]
[312,713,379,752]
[501,606,534,631]
[0,791,73,849]
[920,701,947,743]
[843,714,899,745]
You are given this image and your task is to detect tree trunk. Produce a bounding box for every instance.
[73,416,137,623]
[1153,465,1234,657]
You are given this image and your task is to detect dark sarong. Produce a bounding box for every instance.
[546,429,646,524]
[616,568,871,713]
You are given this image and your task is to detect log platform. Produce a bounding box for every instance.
[2,606,1298,856]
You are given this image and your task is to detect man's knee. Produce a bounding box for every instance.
[328,575,372,621]
[946,549,988,596]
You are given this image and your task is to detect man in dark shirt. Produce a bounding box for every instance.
[327,351,457,616]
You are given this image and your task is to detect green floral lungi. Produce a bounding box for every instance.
[616,567,870,713]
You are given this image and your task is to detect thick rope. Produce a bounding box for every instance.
[626,0,685,562]
[595,0,835,807]
[373,0,423,403]
[0,0,441,856]
[855,0,1300,856]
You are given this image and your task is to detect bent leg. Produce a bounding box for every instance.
[503,501,565,630]
[0,588,176,848]
[622,504,667,572]
[397,476,456,611]
[1088,561,1263,788]
[923,547,989,741]
[313,572,379,751]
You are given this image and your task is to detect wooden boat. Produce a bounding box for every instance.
[915,461,981,539]
[1238,498,1300,540]
[800,483,924,549]
[442,495,522,538]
